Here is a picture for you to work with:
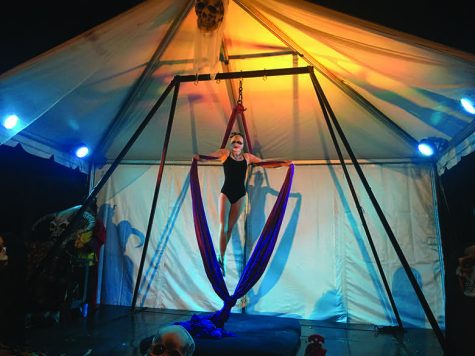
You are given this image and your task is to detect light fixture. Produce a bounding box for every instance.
[417,137,448,158]
[75,145,90,158]
[461,97,475,114]
[2,114,19,129]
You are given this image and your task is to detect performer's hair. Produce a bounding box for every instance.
[230,131,243,138]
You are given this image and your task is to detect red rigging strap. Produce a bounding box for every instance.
[220,79,254,153]
[240,110,253,153]
[220,103,254,153]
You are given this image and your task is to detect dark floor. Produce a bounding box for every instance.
[20,305,443,355]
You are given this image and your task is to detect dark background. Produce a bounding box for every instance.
[0,0,473,75]
[0,1,474,353]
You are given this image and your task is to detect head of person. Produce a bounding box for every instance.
[229,132,244,152]
[0,234,8,264]
[147,325,195,356]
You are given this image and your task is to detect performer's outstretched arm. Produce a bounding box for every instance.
[245,153,293,168]
[193,149,228,162]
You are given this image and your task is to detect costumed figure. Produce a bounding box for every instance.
[26,203,104,320]
[141,325,195,356]
[193,0,229,76]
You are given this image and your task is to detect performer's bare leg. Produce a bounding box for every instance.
[226,196,245,245]
[218,193,230,260]
[218,194,245,275]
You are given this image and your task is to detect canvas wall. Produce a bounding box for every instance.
[94,162,445,328]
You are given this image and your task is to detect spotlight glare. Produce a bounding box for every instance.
[75,145,89,158]
[418,142,434,157]
[3,114,19,129]
[461,98,475,114]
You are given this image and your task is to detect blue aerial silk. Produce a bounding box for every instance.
[177,158,294,337]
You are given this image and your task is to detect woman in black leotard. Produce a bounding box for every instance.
[194,132,291,276]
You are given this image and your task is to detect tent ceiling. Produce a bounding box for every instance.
[1,0,474,170]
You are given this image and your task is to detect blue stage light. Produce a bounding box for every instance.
[418,141,434,157]
[417,137,448,158]
[3,114,19,129]
[461,97,475,114]
[75,145,90,158]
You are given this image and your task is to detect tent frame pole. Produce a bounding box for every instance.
[309,70,404,329]
[177,66,310,82]
[309,69,447,352]
[66,81,176,235]
[75,66,443,350]
[132,81,181,311]
[30,81,176,290]
[131,66,310,309]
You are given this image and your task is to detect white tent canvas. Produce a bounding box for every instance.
[2,0,474,330]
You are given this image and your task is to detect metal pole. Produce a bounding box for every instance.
[132,80,181,311]
[309,70,447,352]
[31,81,176,281]
[309,70,403,329]
[176,66,310,82]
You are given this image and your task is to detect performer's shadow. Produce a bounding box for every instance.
[99,203,145,306]
[239,169,302,311]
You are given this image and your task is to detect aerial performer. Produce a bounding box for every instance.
[194,132,292,276]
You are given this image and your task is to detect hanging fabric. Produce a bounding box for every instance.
[177,157,294,337]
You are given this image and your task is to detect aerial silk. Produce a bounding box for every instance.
[177,157,294,337]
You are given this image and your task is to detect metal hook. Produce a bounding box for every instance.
[194,73,199,86]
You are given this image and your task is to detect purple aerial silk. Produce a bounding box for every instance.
[180,158,294,336]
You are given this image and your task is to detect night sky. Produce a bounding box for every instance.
[0,0,473,75]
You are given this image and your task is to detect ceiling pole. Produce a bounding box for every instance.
[233,0,418,148]
[178,67,310,82]
[309,69,448,353]
[93,0,195,159]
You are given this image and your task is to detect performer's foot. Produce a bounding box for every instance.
[218,256,226,277]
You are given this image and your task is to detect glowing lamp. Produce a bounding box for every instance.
[461,97,475,114]
[75,145,90,158]
[417,137,448,158]
[418,141,434,157]
[3,114,19,129]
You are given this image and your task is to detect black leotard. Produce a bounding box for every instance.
[220,154,248,204]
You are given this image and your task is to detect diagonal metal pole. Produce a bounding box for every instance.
[132,80,181,311]
[31,81,176,283]
[309,70,403,329]
[309,69,447,353]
